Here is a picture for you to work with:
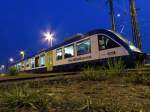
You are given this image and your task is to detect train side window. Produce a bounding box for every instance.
[31,58,35,68]
[64,45,74,58]
[77,39,91,56]
[40,55,45,66]
[98,35,119,50]
[56,48,63,60]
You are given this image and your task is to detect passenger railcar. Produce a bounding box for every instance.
[12,29,146,72]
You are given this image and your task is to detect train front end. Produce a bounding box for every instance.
[129,43,147,65]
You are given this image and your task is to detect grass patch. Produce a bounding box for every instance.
[125,62,150,85]
[0,66,149,112]
[125,73,150,85]
[105,58,125,76]
[81,66,108,81]
[79,96,101,112]
[0,84,51,112]
[81,58,125,81]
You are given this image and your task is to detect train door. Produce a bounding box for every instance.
[46,51,53,71]
[35,56,40,68]
[98,34,120,59]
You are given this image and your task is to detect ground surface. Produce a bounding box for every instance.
[46,76,150,112]
[0,74,150,112]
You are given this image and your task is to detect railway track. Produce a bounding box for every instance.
[0,72,79,83]
[0,68,150,83]
[125,68,150,73]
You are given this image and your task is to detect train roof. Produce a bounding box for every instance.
[12,29,136,64]
[45,29,128,51]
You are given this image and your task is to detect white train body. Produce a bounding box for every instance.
[11,29,145,72]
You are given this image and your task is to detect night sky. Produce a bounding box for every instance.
[0,0,149,65]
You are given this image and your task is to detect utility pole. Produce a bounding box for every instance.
[129,0,142,50]
[86,0,116,31]
[108,0,116,31]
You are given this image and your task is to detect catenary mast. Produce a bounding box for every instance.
[108,0,116,31]
[129,0,142,50]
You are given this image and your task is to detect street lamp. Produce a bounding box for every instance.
[20,51,25,60]
[43,31,54,47]
[117,13,121,17]
[0,65,5,73]
[1,65,5,69]
[9,58,14,63]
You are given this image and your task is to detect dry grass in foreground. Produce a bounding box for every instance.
[0,73,149,112]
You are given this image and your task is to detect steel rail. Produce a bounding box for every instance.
[0,68,150,83]
[0,72,79,83]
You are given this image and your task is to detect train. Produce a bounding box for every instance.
[12,29,146,72]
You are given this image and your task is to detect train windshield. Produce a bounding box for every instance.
[110,30,129,45]
[111,30,142,53]
[98,35,120,50]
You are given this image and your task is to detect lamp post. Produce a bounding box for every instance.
[108,0,116,31]
[0,65,5,74]
[20,51,25,60]
[43,31,54,47]
[6,58,14,72]
[129,0,142,50]
[0,66,2,73]
[1,65,5,69]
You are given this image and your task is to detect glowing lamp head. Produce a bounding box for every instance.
[20,51,25,60]
[117,13,121,17]
[43,31,54,46]
[20,51,25,55]
[9,58,14,63]
[43,32,54,42]
[1,65,5,69]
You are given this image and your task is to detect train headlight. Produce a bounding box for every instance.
[129,44,141,53]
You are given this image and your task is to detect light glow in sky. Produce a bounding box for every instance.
[43,31,54,47]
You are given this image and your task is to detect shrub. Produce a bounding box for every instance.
[105,58,125,76]
[81,58,125,81]
[8,67,19,76]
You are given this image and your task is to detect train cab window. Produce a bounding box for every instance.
[64,45,74,58]
[56,48,63,60]
[77,39,91,56]
[40,55,45,66]
[98,35,120,50]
